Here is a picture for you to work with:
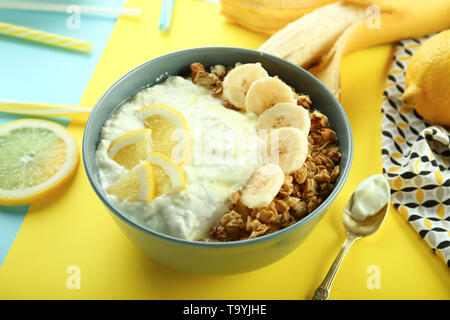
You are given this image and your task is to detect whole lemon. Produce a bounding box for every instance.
[402,30,450,126]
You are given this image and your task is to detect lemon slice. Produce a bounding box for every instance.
[136,104,190,164]
[106,161,155,202]
[107,129,152,169]
[0,119,79,206]
[147,152,186,196]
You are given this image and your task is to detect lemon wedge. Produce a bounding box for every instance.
[106,161,156,202]
[136,104,190,164]
[107,129,152,169]
[147,152,186,196]
[0,119,79,206]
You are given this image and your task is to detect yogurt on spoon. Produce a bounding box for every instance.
[348,174,390,221]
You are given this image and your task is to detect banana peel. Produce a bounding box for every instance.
[259,0,450,99]
[259,3,366,69]
[220,0,338,36]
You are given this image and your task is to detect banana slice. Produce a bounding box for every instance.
[222,63,269,109]
[240,163,285,209]
[245,77,296,115]
[262,127,308,174]
[256,102,311,134]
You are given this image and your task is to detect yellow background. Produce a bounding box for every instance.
[0,0,449,299]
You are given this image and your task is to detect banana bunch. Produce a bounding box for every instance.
[220,0,338,36]
[258,0,450,98]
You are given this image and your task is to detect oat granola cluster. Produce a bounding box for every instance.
[191,62,243,109]
[190,63,341,242]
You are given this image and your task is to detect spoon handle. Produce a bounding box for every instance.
[312,233,359,300]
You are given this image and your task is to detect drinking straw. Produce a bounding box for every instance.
[0,100,92,122]
[0,21,92,53]
[0,1,141,18]
[159,0,175,32]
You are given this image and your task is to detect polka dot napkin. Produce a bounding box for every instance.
[382,35,450,268]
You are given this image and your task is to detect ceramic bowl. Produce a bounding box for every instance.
[83,47,353,275]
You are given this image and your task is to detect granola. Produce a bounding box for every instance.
[190,62,341,242]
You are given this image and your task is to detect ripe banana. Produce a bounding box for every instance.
[245,77,296,115]
[240,163,285,208]
[262,127,309,174]
[259,3,365,69]
[256,102,311,134]
[259,0,450,98]
[220,0,338,36]
[222,63,268,109]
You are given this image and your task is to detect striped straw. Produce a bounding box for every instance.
[0,1,141,18]
[0,21,92,53]
[158,0,175,32]
[0,100,92,122]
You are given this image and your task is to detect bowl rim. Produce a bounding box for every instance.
[82,46,353,248]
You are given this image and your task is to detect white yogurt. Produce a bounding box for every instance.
[96,76,261,240]
[349,174,390,221]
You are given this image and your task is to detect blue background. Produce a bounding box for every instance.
[0,0,125,266]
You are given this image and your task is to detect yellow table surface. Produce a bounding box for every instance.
[0,0,449,299]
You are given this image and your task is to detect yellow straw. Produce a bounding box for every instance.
[0,100,92,122]
[0,21,92,53]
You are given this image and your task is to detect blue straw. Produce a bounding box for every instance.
[158,0,175,32]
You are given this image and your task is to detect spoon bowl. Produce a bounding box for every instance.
[343,194,389,237]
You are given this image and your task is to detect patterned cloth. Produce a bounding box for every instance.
[382,35,450,268]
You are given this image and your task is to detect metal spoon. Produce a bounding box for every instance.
[312,183,390,300]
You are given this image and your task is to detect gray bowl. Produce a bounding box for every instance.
[83,47,353,275]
